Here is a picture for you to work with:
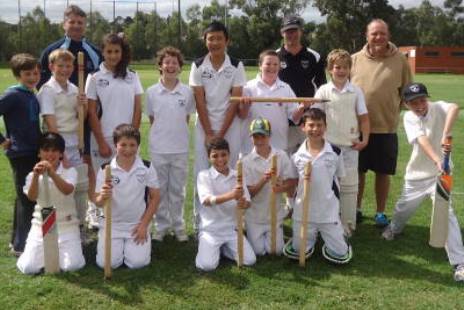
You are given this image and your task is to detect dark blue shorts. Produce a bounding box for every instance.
[359,133,398,175]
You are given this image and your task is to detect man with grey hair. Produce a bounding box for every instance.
[350,19,412,227]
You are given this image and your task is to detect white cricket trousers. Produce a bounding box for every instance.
[193,119,241,229]
[17,226,85,274]
[390,177,464,265]
[245,220,284,256]
[151,153,188,234]
[292,220,349,256]
[96,227,152,269]
[338,146,359,233]
[62,132,82,167]
[196,229,256,271]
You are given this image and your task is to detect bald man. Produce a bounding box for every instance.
[351,19,412,227]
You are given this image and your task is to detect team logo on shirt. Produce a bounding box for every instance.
[124,74,134,83]
[223,67,234,79]
[178,99,186,107]
[136,172,146,184]
[97,79,110,88]
[201,70,213,79]
[301,60,309,69]
[280,61,287,69]
[112,175,120,185]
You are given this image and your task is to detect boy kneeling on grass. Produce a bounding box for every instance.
[17,132,85,274]
[382,82,464,282]
[95,124,160,269]
[196,138,256,271]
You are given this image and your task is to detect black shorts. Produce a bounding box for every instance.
[83,120,91,156]
[359,133,398,175]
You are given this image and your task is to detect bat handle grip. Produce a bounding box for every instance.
[443,152,450,174]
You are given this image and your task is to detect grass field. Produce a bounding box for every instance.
[1,68,464,309]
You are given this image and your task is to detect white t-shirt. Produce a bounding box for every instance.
[189,54,247,130]
[85,63,143,139]
[242,76,298,152]
[96,156,159,231]
[403,100,451,181]
[37,76,79,134]
[145,81,195,154]
[242,147,297,224]
[292,140,345,223]
[313,80,367,146]
[23,163,79,233]
[196,166,250,233]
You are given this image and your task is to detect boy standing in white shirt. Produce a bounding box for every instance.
[146,47,195,242]
[313,49,369,236]
[196,138,256,271]
[285,109,352,264]
[382,83,464,282]
[242,118,297,255]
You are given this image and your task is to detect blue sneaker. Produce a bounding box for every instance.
[374,213,389,227]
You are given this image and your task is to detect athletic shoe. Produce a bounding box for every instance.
[356,210,364,223]
[175,230,189,242]
[381,225,395,241]
[454,264,464,282]
[282,238,314,260]
[152,230,166,242]
[321,244,353,265]
[374,213,389,227]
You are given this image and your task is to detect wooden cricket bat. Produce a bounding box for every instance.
[236,160,244,267]
[299,162,312,267]
[77,52,85,153]
[104,165,112,279]
[429,137,453,248]
[230,96,329,104]
[269,154,278,255]
[42,171,60,274]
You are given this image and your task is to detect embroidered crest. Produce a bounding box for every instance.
[136,172,146,184]
[409,84,420,93]
[112,175,120,185]
[223,67,234,79]
[280,61,287,69]
[201,70,213,79]
[178,99,186,107]
[301,60,310,69]
[97,79,109,87]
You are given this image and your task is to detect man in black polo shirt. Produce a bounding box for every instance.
[277,15,326,155]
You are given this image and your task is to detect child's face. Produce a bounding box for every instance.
[259,55,280,81]
[17,66,40,90]
[50,59,74,84]
[103,43,122,71]
[329,61,350,85]
[205,31,228,58]
[209,149,229,173]
[301,118,326,140]
[115,137,139,160]
[406,96,428,117]
[39,147,62,167]
[160,55,180,79]
[251,134,270,148]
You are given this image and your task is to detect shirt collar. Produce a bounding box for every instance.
[256,74,284,90]
[209,166,235,180]
[48,76,77,94]
[157,79,182,94]
[99,62,113,75]
[250,146,276,161]
[297,139,334,159]
[328,80,354,93]
[110,155,144,173]
[205,54,232,72]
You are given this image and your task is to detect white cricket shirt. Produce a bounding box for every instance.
[403,101,451,181]
[292,139,345,223]
[145,81,195,154]
[85,63,143,139]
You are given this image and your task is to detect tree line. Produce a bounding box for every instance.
[0,0,463,63]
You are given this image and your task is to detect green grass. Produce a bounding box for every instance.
[1,69,464,308]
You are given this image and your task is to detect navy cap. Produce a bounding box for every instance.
[402,82,429,102]
[281,15,303,32]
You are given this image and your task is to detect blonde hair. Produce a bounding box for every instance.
[326,49,352,71]
[48,49,75,64]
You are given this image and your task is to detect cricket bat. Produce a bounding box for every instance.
[236,159,244,267]
[429,137,453,248]
[104,165,112,279]
[77,52,85,153]
[299,162,312,267]
[42,171,60,273]
[269,154,278,255]
[230,96,329,104]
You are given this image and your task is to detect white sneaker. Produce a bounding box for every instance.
[454,264,464,282]
[86,202,100,229]
[152,230,166,242]
[381,225,395,241]
[175,230,189,242]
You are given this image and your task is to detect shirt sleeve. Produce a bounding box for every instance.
[85,73,97,101]
[145,87,154,117]
[146,164,160,189]
[133,72,144,95]
[95,167,104,193]
[233,62,247,87]
[312,87,326,111]
[279,151,298,179]
[189,62,203,87]
[403,112,424,144]
[285,85,299,121]
[354,86,368,115]
[23,172,34,195]
[197,170,213,205]
[37,85,56,116]
[186,87,196,114]
[63,167,78,188]
[0,92,13,143]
